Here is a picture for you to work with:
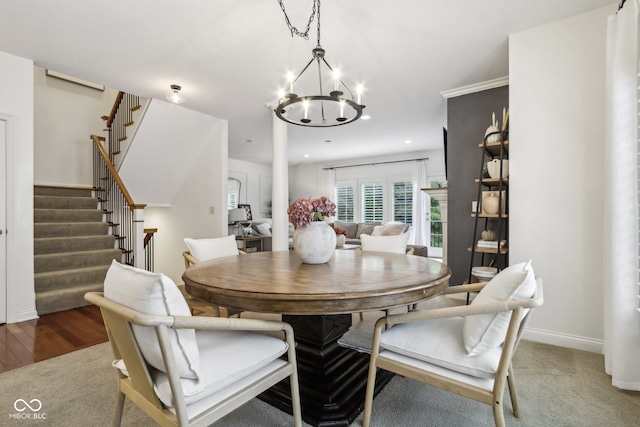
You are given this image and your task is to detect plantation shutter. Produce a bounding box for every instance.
[392,181,413,224]
[361,183,384,222]
[336,185,355,222]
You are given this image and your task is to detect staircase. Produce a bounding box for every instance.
[34,185,122,315]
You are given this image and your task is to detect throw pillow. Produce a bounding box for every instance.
[184,235,238,261]
[103,260,201,379]
[371,225,385,236]
[255,222,272,236]
[356,222,381,238]
[381,221,408,236]
[463,260,536,356]
[360,232,410,254]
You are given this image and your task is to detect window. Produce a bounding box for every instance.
[361,183,384,222]
[336,185,355,222]
[227,193,237,211]
[392,182,413,224]
[430,197,443,249]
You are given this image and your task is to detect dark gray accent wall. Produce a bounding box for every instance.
[446,86,509,286]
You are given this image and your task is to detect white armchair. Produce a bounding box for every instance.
[362,261,543,427]
[86,260,301,427]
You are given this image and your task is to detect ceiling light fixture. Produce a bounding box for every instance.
[274,0,365,127]
[166,84,185,104]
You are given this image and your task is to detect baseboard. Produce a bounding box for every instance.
[522,327,603,354]
[17,309,39,323]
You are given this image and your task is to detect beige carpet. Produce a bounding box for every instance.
[0,318,638,426]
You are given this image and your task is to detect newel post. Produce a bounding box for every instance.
[132,204,146,269]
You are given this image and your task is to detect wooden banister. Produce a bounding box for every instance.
[105,91,124,128]
[91,135,136,209]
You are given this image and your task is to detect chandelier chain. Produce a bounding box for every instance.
[277,0,318,41]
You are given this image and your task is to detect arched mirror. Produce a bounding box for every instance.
[227,178,241,210]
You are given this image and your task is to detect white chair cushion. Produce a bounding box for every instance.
[184,235,238,261]
[360,232,410,254]
[463,260,536,356]
[104,260,201,379]
[151,329,288,407]
[380,316,502,379]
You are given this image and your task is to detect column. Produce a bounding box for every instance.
[271,112,289,251]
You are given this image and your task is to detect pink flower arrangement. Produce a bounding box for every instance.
[334,226,348,236]
[287,196,336,227]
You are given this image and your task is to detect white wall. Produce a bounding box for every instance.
[0,51,37,322]
[510,4,614,352]
[34,66,118,187]
[144,121,228,284]
[228,159,273,220]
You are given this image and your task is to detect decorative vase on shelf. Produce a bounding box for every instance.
[484,112,502,143]
[336,234,346,248]
[293,221,337,264]
[483,193,500,215]
[487,159,509,179]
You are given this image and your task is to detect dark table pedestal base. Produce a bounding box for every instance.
[259,314,393,427]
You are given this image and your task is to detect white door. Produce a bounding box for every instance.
[0,120,6,324]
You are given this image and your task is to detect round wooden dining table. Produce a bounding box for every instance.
[183,249,451,427]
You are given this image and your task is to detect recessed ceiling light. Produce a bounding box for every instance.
[361,115,371,120]
[245,139,252,143]
[325,140,332,143]
[405,140,412,144]
[304,154,310,158]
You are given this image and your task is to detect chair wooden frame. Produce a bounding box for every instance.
[85,292,302,427]
[362,278,543,427]
[182,250,245,317]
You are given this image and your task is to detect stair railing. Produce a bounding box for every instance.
[101,91,141,164]
[91,134,151,270]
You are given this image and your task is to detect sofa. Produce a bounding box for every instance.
[333,220,429,257]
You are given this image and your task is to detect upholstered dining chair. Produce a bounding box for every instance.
[182,235,245,317]
[85,260,302,427]
[362,261,543,427]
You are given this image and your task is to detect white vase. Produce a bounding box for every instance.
[487,159,509,179]
[293,221,337,264]
[336,234,346,248]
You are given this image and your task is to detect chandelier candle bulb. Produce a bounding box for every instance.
[287,72,294,94]
[357,84,363,104]
[302,99,311,123]
[334,69,340,91]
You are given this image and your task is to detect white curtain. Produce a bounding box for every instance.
[411,160,428,245]
[324,168,336,201]
[603,0,640,391]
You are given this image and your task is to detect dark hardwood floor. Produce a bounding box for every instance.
[0,305,108,374]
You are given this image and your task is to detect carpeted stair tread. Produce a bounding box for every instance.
[34,195,99,210]
[35,265,110,292]
[34,235,116,254]
[35,282,104,315]
[34,222,109,238]
[32,185,124,315]
[34,208,103,223]
[33,186,93,197]
[35,249,122,273]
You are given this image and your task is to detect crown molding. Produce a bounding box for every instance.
[440,76,509,99]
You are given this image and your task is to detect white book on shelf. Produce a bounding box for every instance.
[477,239,507,248]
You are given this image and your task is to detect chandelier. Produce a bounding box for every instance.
[275,0,365,127]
